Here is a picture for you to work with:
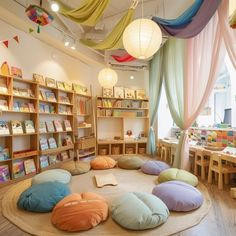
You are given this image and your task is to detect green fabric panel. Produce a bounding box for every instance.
[147,48,164,156]
[80,8,134,50]
[57,0,110,27]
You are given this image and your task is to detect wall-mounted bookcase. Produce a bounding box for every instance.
[96,96,149,156]
[0,74,91,187]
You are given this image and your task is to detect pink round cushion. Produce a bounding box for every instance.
[90,156,116,170]
[141,161,169,175]
[152,181,203,212]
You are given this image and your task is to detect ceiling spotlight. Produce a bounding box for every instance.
[71,45,76,50]
[71,40,76,50]
[64,40,69,47]
[51,1,60,12]
[130,75,134,80]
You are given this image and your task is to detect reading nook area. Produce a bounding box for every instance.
[0,0,235,236]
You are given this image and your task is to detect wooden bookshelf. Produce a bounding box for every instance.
[96,96,149,156]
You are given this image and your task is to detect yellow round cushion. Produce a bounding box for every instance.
[90,156,117,170]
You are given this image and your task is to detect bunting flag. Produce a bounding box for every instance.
[111,53,136,62]
[29,28,34,33]
[0,35,20,48]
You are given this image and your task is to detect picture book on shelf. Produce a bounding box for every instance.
[0,165,10,182]
[39,104,45,113]
[11,120,23,134]
[0,121,10,135]
[13,160,25,179]
[135,89,146,99]
[11,66,22,78]
[64,120,72,131]
[54,120,63,132]
[46,77,56,88]
[40,90,47,100]
[24,159,36,174]
[45,91,56,102]
[40,156,49,168]
[33,73,44,84]
[66,106,72,114]
[48,137,57,149]
[46,121,55,132]
[124,88,135,99]
[40,138,49,150]
[73,83,88,95]
[59,95,70,104]
[13,102,20,111]
[63,135,73,146]
[60,151,69,161]
[57,81,65,90]
[0,148,10,161]
[0,82,8,94]
[44,104,50,113]
[24,120,35,133]
[48,155,58,165]
[19,102,29,112]
[28,103,35,112]
[39,121,47,133]
[63,82,72,91]
[49,105,55,114]
[102,87,113,98]
[114,87,124,98]
[0,99,8,111]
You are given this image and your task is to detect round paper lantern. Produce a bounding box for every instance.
[98,67,118,87]
[123,19,162,59]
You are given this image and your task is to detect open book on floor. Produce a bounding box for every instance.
[94,173,118,188]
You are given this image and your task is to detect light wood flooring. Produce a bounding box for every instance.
[0,179,235,236]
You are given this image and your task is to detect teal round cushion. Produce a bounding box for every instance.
[17,182,70,212]
[111,192,169,230]
[158,168,198,187]
[32,169,71,185]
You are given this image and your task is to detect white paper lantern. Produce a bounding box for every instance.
[98,67,118,87]
[123,18,162,59]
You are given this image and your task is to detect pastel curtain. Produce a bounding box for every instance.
[80,8,134,50]
[164,12,224,169]
[111,53,135,62]
[57,0,110,26]
[152,0,222,38]
[218,0,236,69]
[152,0,203,27]
[147,48,164,156]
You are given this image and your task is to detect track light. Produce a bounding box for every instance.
[71,40,76,50]
[51,1,60,12]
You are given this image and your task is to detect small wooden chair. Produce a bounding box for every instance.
[208,153,236,190]
[194,149,210,180]
[160,146,168,162]
[170,146,176,166]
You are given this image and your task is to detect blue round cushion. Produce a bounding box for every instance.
[152,181,203,212]
[141,161,169,175]
[32,169,71,185]
[17,182,71,212]
[111,192,169,230]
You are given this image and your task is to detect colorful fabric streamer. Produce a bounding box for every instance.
[111,53,136,62]
[57,0,109,27]
[152,0,222,38]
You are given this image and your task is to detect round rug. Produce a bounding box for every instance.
[2,168,211,236]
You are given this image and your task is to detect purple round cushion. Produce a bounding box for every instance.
[152,181,203,212]
[141,161,169,175]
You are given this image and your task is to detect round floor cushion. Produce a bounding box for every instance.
[17,182,70,213]
[117,156,144,170]
[51,192,108,232]
[141,160,169,175]
[158,168,198,187]
[152,181,203,212]
[90,156,116,170]
[110,192,169,230]
[32,169,71,185]
[62,161,91,176]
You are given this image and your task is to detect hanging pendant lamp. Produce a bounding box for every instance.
[122,0,162,59]
[98,67,118,87]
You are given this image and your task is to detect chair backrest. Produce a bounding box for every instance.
[210,153,223,171]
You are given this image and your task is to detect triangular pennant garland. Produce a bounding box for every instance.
[0,35,20,48]
[29,28,34,33]
[2,40,9,48]
[13,35,19,43]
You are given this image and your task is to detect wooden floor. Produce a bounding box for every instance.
[0,180,235,236]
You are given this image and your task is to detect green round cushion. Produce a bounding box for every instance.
[111,192,169,230]
[158,168,198,187]
[32,169,71,185]
[61,161,91,176]
[17,182,70,212]
[117,156,144,170]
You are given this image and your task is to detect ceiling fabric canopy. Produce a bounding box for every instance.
[111,53,136,62]
[152,0,222,38]
[80,8,134,50]
[56,0,110,27]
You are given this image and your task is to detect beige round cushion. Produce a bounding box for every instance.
[61,161,91,176]
[118,156,144,170]
[90,156,117,170]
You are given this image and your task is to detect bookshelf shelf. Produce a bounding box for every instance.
[40,145,74,155]
[0,92,11,97]
[0,159,11,163]
[13,95,37,100]
[39,99,57,104]
[41,158,72,171]
[58,102,73,106]
[78,126,92,129]
[77,113,90,117]
[97,106,149,110]
[4,110,37,114]
[39,112,73,116]
[40,130,73,135]
[78,150,95,158]
[13,77,38,85]
[97,96,149,101]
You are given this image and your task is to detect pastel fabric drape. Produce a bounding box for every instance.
[57,0,109,27]
[152,0,222,38]
[218,0,236,69]
[152,0,203,27]
[111,53,135,62]
[164,11,224,169]
[80,8,134,50]
[147,48,164,156]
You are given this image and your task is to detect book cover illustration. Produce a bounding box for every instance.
[59,95,70,104]
[0,82,8,94]
[24,159,36,174]
[124,88,135,99]
[44,104,50,113]
[0,99,8,111]
[48,155,58,165]
[54,120,63,132]
[114,87,124,98]
[45,91,56,102]
[24,120,35,133]
[11,66,22,78]
[39,104,45,113]
[0,121,10,135]
[66,106,72,114]
[11,121,24,134]
[64,120,72,131]
[13,102,20,112]
[46,121,55,132]
[33,73,45,84]
[135,89,146,99]
[48,137,57,149]
[46,77,56,88]
[40,90,47,100]
[0,165,10,182]
[13,160,25,179]
[40,155,49,168]
[63,82,72,91]
[102,87,113,98]
[40,138,49,150]
[63,135,73,146]
[49,105,55,114]
[20,102,29,112]
[57,81,65,90]
[73,83,88,95]
[58,105,66,114]
[0,148,10,161]
[39,121,47,133]
[28,103,35,112]
[60,151,68,161]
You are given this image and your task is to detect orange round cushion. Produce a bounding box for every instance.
[90,156,116,170]
[51,192,108,232]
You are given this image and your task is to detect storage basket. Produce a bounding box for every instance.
[111,146,120,155]
[99,148,108,155]
[138,147,146,154]
[126,147,134,154]
[78,137,95,149]
[230,188,236,199]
